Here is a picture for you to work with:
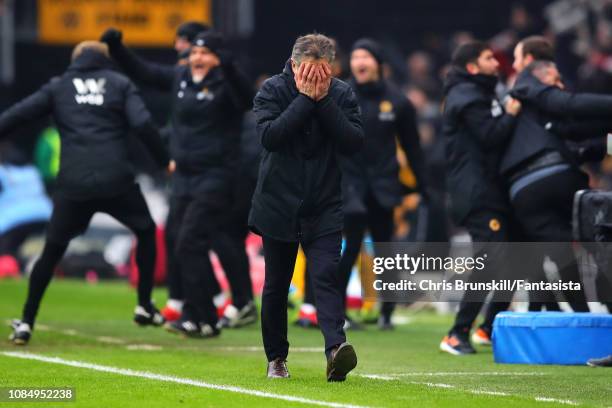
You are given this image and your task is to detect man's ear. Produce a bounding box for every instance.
[291,59,298,73]
[466,62,479,75]
[524,54,534,67]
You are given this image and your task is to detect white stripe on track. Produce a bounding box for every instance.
[1,351,370,408]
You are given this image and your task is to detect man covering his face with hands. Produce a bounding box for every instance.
[249,33,363,381]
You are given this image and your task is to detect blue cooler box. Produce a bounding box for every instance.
[493,312,612,365]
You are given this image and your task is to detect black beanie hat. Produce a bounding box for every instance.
[352,38,384,66]
[192,31,224,55]
[176,21,209,43]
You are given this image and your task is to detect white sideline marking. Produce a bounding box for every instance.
[389,372,546,377]
[1,352,370,408]
[360,374,580,405]
[535,397,579,406]
[125,344,163,351]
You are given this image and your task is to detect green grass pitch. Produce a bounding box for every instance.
[0,279,610,407]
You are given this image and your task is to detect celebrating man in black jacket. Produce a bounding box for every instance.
[501,60,612,312]
[249,33,363,380]
[101,29,256,337]
[440,41,522,355]
[339,38,428,330]
[0,42,170,345]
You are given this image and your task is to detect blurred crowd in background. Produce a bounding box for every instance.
[1,0,612,284]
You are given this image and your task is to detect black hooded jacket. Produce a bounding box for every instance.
[248,61,364,242]
[500,69,612,177]
[340,79,427,213]
[442,68,516,224]
[0,50,168,200]
[105,42,254,197]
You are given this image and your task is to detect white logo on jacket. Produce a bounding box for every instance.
[73,78,106,106]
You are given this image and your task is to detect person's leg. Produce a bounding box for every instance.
[367,198,395,325]
[213,229,253,309]
[175,195,225,327]
[449,211,509,337]
[336,214,367,311]
[261,236,299,361]
[165,196,186,305]
[22,197,94,328]
[302,232,346,359]
[513,170,589,312]
[103,185,158,310]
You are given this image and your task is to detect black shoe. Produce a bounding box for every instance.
[134,305,165,327]
[587,355,612,367]
[326,342,358,382]
[9,319,31,346]
[217,301,258,329]
[165,320,220,339]
[439,332,476,355]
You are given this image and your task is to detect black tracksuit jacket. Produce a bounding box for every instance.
[106,43,254,197]
[249,61,364,242]
[442,68,516,224]
[0,50,169,200]
[339,79,427,213]
[500,70,612,177]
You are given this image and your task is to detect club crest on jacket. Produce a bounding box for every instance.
[378,100,395,121]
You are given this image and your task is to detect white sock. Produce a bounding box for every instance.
[167,299,183,312]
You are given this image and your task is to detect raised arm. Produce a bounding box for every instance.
[218,52,255,111]
[101,29,176,91]
[514,85,612,119]
[124,81,170,168]
[0,81,54,138]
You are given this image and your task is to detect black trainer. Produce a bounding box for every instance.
[9,320,32,346]
[439,332,477,355]
[587,355,612,367]
[217,301,258,329]
[134,305,165,327]
[165,320,220,339]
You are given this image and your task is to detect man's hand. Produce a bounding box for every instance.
[505,97,522,116]
[295,62,318,100]
[314,63,332,101]
[167,160,176,175]
[100,28,123,48]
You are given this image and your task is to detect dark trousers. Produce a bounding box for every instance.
[166,193,253,310]
[172,195,229,326]
[262,232,346,361]
[512,168,589,312]
[450,210,512,335]
[22,185,157,327]
[337,192,395,316]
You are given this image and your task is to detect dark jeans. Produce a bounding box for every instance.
[23,185,156,327]
[512,168,589,312]
[450,210,512,336]
[262,232,346,361]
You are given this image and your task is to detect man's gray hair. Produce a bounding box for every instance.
[291,33,336,65]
